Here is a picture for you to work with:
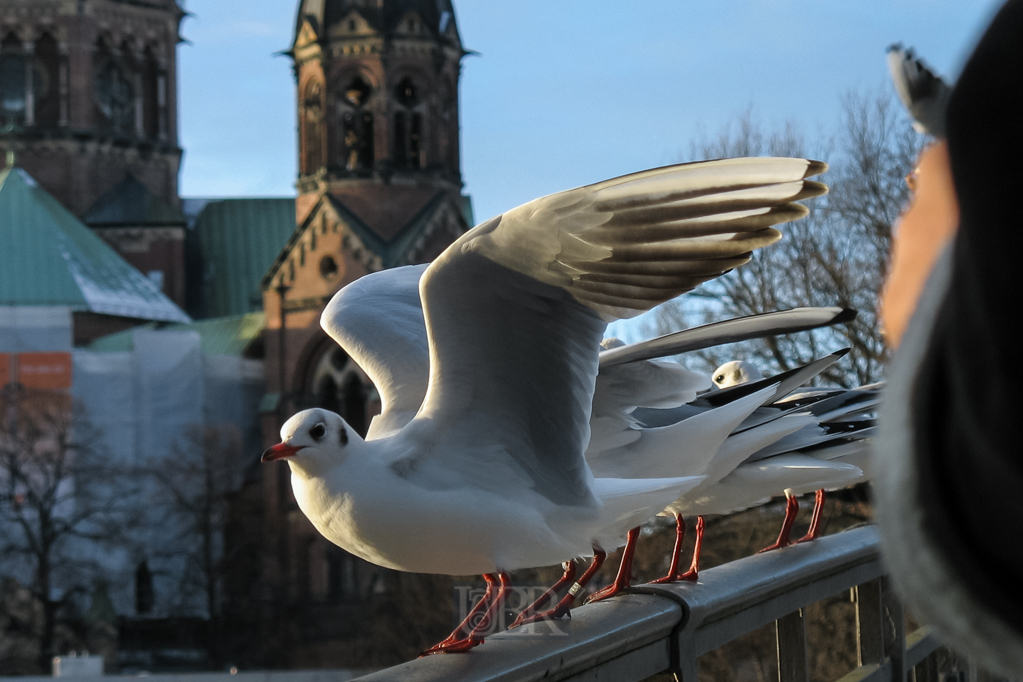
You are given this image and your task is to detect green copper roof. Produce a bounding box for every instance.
[193,198,296,318]
[83,173,187,227]
[87,312,265,356]
[0,167,190,323]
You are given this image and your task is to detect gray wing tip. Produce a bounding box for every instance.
[804,160,829,178]
[799,179,829,199]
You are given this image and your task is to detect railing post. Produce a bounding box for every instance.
[881,577,906,682]
[913,650,939,682]
[856,578,885,668]
[675,635,698,682]
[776,608,810,682]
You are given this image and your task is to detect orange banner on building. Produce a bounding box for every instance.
[0,354,9,387]
[17,352,73,390]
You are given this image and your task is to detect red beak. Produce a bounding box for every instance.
[261,442,305,462]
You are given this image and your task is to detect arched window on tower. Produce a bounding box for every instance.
[142,47,160,139]
[0,34,27,127]
[309,346,372,437]
[94,40,135,134]
[301,79,324,174]
[33,34,59,128]
[393,77,424,169]
[337,76,373,172]
[439,79,457,173]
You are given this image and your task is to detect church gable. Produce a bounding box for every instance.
[328,10,377,38]
[261,189,470,300]
[294,18,320,50]
[393,10,429,37]
[399,195,469,264]
[261,197,374,307]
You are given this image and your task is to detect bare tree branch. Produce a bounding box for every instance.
[654,89,920,386]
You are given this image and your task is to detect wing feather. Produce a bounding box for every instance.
[320,265,430,440]
[455,157,826,320]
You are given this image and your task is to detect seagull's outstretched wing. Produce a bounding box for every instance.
[458,157,827,321]
[599,307,856,368]
[887,44,951,137]
[415,158,827,509]
[320,265,430,440]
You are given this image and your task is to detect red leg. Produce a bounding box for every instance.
[759,493,799,552]
[510,560,578,627]
[514,548,607,625]
[651,514,687,584]
[438,572,513,653]
[586,526,640,603]
[421,573,498,656]
[796,489,826,543]
[678,516,705,582]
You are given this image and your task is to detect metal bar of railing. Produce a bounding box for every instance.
[353,526,941,682]
[776,608,810,682]
[882,576,907,682]
[905,628,939,670]
[857,579,885,669]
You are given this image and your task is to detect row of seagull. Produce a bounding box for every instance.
[261,156,877,655]
[506,311,878,620]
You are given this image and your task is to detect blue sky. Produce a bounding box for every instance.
[178,0,1005,223]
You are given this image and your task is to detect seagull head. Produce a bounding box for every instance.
[261,408,360,472]
[712,360,764,389]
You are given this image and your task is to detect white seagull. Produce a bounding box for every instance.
[713,360,764,388]
[262,158,828,653]
[582,349,873,598]
[887,43,951,138]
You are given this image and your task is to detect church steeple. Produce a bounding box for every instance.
[291,0,464,193]
[0,0,184,216]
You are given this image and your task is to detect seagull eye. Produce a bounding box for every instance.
[310,423,326,440]
[715,374,724,383]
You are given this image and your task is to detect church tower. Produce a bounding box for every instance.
[291,0,465,224]
[261,0,472,434]
[0,0,187,307]
[0,0,184,216]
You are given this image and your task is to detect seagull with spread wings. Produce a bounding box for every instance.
[261,158,827,654]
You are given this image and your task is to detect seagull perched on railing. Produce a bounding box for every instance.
[580,348,875,601]
[262,158,828,654]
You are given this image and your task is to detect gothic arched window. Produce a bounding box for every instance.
[94,41,135,134]
[0,34,26,126]
[310,346,372,437]
[142,47,160,139]
[301,79,324,174]
[33,34,60,128]
[393,77,424,169]
[338,76,373,172]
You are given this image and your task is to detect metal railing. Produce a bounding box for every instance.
[354,525,954,682]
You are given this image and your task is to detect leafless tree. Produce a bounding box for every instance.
[148,423,243,666]
[0,387,137,672]
[655,89,921,387]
